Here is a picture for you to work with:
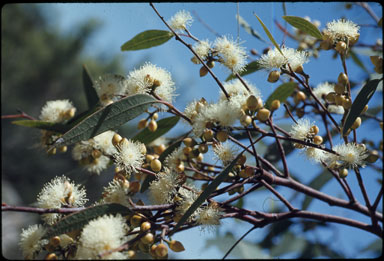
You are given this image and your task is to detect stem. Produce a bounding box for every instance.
[260,179,296,211]
[222,226,256,259]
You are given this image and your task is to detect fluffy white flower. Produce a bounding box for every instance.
[93,74,127,106]
[75,214,129,259]
[149,169,179,204]
[113,139,145,175]
[214,36,247,73]
[192,40,212,61]
[36,176,88,225]
[39,99,76,123]
[304,147,330,164]
[258,46,309,72]
[101,179,130,207]
[213,142,238,165]
[313,82,335,100]
[164,147,185,171]
[330,143,368,169]
[168,10,193,31]
[125,62,176,103]
[93,130,118,156]
[328,104,345,114]
[289,118,315,141]
[19,224,48,259]
[176,187,200,221]
[196,204,223,232]
[324,19,360,43]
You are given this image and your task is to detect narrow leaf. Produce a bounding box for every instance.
[265,82,297,110]
[343,79,382,135]
[254,14,284,57]
[236,14,266,42]
[51,94,160,148]
[82,64,99,109]
[43,204,132,239]
[302,170,333,210]
[282,16,323,40]
[121,30,174,51]
[225,61,261,81]
[171,153,242,235]
[12,120,68,133]
[132,116,180,145]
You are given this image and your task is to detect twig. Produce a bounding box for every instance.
[222,226,256,259]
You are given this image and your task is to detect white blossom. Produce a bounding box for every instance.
[330,143,369,169]
[324,19,360,43]
[214,36,247,73]
[19,224,48,259]
[39,99,76,123]
[258,46,309,72]
[113,139,145,175]
[213,142,238,165]
[168,10,193,31]
[93,74,126,106]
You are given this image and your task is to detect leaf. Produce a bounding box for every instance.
[132,116,180,145]
[43,204,132,239]
[225,61,261,81]
[302,171,333,210]
[254,14,284,57]
[51,94,160,148]
[171,153,242,235]
[236,14,266,43]
[360,239,383,255]
[343,79,383,135]
[12,120,68,133]
[264,82,297,110]
[282,16,323,40]
[121,30,174,51]
[82,64,99,109]
[349,50,369,74]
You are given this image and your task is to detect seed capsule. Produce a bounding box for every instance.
[313,135,323,145]
[198,143,209,154]
[169,240,185,252]
[112,133,122,147]
[203,129,214,141]
[140,232,155,245]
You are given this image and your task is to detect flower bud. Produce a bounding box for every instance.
[183,137,195,147]
[361,105,369,114]
[154,144,166,155]
[366,150,379,163]
[150,159,162,172]
[140,232,154,245]
[270,99,281,111]
[155,243,168,257]
[334,94,344,106]
[325,92,336,103]
[237,154,247,165]
[207,60,215,68]
[140,221,151,232]
[338,168,348,178]
[267,70,280,83]
[337,73,349,85]
[198,143,209,154]
[169,240,185,252]
[310,125,320,135]
[240,114,252,126]
[246,95,261,111]
[335,41,347,53]
[313,135,323,145]
[203,129,214,141]
[342,98,352,110]
[216,130,228,142]
[112,133,122,147]
[295,91,307,103]
[138,119,148,130]
[148,119,158,132]
[130,215,143,228]
[334,83,345,95]
[199,66,209,77]
[351,117,361,130]
[256,108,270,122]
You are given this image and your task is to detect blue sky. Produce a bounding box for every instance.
[32,2,383,258]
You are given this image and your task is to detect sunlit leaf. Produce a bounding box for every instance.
[343,79,382,135]
[254,14,284,56]
[43,204,132,239]
[132,116,180,145]
[225,61,261,81]
[265,82,297,110]
[12,120,68,133]
[51,94,160,148]
[282,16,323,40]
[121,30,174,51]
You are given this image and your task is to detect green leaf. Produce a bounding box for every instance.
[51,94,160,148]
[343,79,383,135]
[265,82,297,110]
[236,14,266,43]
[282,16,323,40]
[12,120,68,133]
[302,170,333,210]
[132,116,180,145]
[225,61,261,81]
[43,204,132,239]
[270,232,307,257]
[121,30,174,51]
[82,64,99,109]
[254,14,284,57]
[171,153,242,235]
